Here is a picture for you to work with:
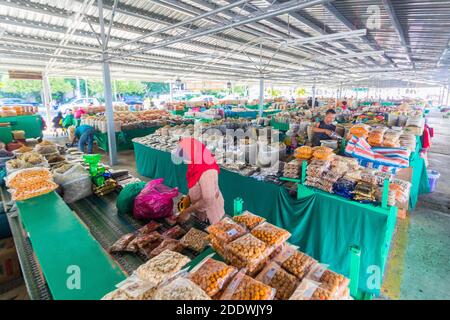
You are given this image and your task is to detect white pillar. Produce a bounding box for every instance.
[311,83,316,108]
[259,77,264,117]
[42,75,52,125]
[76,77,81,98]
[445,85,450,107]
[113,79,117,102]
[85,78,89,98]
[98,0,117,165]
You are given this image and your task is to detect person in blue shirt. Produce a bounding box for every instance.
[72,124,95,154]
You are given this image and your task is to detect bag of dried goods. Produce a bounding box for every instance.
[255,261,298,300]
[305,264,349,297]
[180,228,209,253]
[189,257,237,297]
[220,271,275,300]
[383,130,401,147]
[349,124,370,138]
[294,146,313,160]
[149,238,184,258]
[13,145,33,156]
[136,250,191,287]
[10,180,58,201]
[18,152,47,166]
[114,274,157,300]
[273,245,317,280]
[353,181,377,202]
[154,277,211,300]
[116,181,147,215]
[6,159,26,174]
[35,140,59,155]
[109,233,136,253]
[61,174,92,203]
[389,178,411,203]
[251,222,291,247]
[137,221,162,234]
[312,146,334,161]
[161,225,186,239]
[206,217,247,244]
[232,211,266,230]
[5,167,52,189]
[368,127,387,146]
[289,279,334,300]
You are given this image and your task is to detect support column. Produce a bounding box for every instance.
[76,77,81,98]
[445,84,450,107]
[113,80,117,102]
[169,81,173,103]
[311,82,316,109]
[98,0,117,166]
[259,77,264,117]
[85,78,89,98]
[42,75,52,125]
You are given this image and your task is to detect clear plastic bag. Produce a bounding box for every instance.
[137,221,162,235]
[149,238,184,258]
[115,274,157,300]
[35,141,59,155]
[52,164,86,185]
[251,222,291,246]
[189,257,237,297]
[18,152,47,166]
[5,167,52,189]
[180,228,209,253]
[161,225,186,239]
[154,277,211,300]
[232,211,266,230]
[273,245,317,280]
[255,261,298,300]
[220,271,275,300]
[61,174,92,203]
[206,216,247,244]
[109,233,136,253]
[305,264,350,296]
[289,279,333,300]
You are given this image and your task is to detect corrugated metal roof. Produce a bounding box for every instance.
[0,0,448,86]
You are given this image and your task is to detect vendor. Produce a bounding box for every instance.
[72,124,95,154]
[312,109,337,147]
[175,137,225,224]
[74,106,87,119]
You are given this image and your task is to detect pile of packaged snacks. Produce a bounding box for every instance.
[383,130,402,147]
[189,258,238,297]
[289,279,334,300]
[273,245,317,280]
[18,152,47,166]
[6,167,58,201]
[180,228,209,253]
[312,146,334,161]
[283,159,302,179]
[153,277,211,300]
[13,145,33,155]
[389,178,412,204]
[207,217,247,255]
[368,127,387,147]
[255,262,298,300]
[332,178,356,200]
[109,233,137,253]
[251,222,291,247]
[107,275,157,300]
[232,211,266,230]
[220,271,275,300]
[136,250,191,287]
[149,238,184,258]
[306,264,349,296]
[294,146,313,160]
[353,181,378,203]
[349,124,370,138]
[399,133,416,151]
[161,225,186,239]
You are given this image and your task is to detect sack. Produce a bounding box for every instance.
[133,178,178,220]
[53,163,92,203]
[116,181,146,215]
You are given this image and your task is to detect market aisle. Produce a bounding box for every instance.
[396,109,450,299]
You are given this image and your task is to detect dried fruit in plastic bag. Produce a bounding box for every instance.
[137,221,162,235]
[233,211,266,230]
[180,228,209,252]
[109,233,136,253]
[273,245,317,280]
[154,277,211,300]
[206,217,247,243]
[255,261,298,300]
[306,264,349,295]
[251,222,291,246]
[150,238,184,258]
[189,258,237,297]
[161,225,186,239]
[220,271,275,300]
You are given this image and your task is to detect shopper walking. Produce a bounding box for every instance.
[175,137,225,224]
[51,111,63,137]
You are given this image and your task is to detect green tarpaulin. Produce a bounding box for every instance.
[17,192,125,300]
[95,126,160,151]
[133,142,398,295]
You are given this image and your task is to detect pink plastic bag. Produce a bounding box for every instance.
[133,178,179,220]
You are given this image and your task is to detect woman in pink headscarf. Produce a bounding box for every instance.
[176,138,225,224]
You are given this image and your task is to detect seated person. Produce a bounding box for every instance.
[72,124,95,154]
[312,109,337,147]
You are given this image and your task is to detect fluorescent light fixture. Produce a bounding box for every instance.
[286,29,367,46]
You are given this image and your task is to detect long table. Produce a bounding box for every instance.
[133,142,398,296]
[94,126,161,152]
[15,192,126,299]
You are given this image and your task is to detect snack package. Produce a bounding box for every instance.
[206,217,247,244]
[189,257,238,297]
[232,211,266,230]
[109,233,136,253]
[312,146,334,161]
[255,261,298,300]
[273,245,317,279]
[101,288,129,300]
[137,221,162,234]
[149,238,184,258]
[161,225,186,239]
[180,228,209,253]
[138,240,164,259]
[209,234,227,258]
[135,250,191,286]
[154,277,211,300]
[220,271,275,300]
[115,274,157,300]
[294,146,313,160]
[349,124,370,138]
[251,222,291,247]
[306,264,349,296]
[289,279,333,300]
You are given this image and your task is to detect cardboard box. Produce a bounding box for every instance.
[0,238,21,284]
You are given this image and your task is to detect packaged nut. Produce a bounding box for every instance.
[180,228,209,253]
[232,211,266,230]
[306,264,349,295]
[114,274,157,300]
[136,250,191,287]
[154,277,211,300]
[161,225,186,239]
[109,233,136,253]
[273,245,317,280]
[289,279,333,300]
[149,238,185,258]
[209,235,227,258]
[255,262,299,300]
[206,217,247,244]
[189,257,237,297]
[137,221,162,234]
[251,222,291,246]
[220,271,275,300]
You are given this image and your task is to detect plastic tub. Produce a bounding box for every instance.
[427,170,440,193]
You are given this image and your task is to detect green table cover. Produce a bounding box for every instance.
[0,126,13,144]
[95,126,160,152]
[0,115,43,139]
[16,192,126,300]
[409,137,430,209]
[133,142,397,295]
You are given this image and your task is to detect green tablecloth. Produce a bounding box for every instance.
[0,115,43,139]
[95,126,160,151]
[133,142,397,295]
[409,137,430,209]
[16,192,125,300]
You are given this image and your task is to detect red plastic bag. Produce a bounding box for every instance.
[133,178,179,220]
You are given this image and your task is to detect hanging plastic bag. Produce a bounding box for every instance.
[133,178,179,220]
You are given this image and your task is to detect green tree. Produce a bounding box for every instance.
[144,82,170,95]
[49,78,74,101]
[267,88,282,98]
[295,87,306,97]
[115,80,146,95]
[86,79,105,97]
